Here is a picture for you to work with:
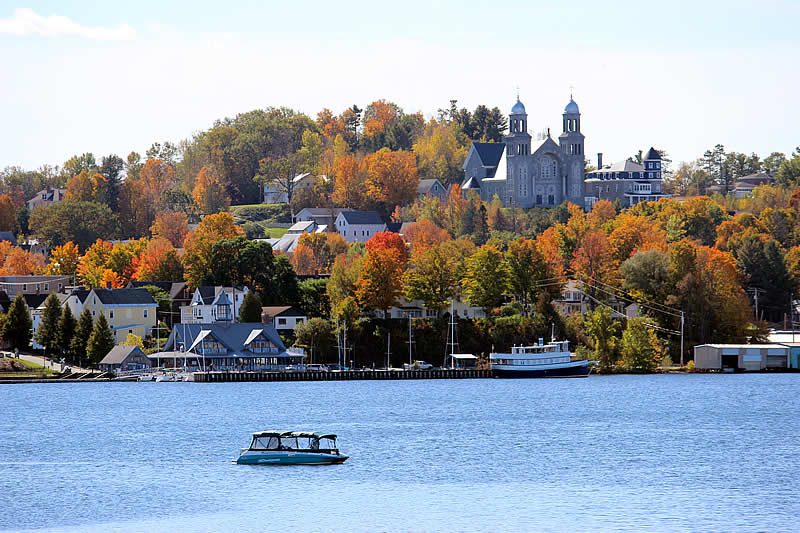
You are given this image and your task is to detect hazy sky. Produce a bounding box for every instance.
[1,1,798,170]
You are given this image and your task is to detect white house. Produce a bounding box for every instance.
[180,286,250,324]
[334,210,386,243]
[294,207,354,226]
[263,173,322,204]
[261,306,307,332]
[376,298,485,320]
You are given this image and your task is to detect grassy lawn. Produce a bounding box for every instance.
[264,226,288,238]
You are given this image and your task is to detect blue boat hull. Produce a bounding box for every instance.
[237,450,348,465]
[492,362,590,379]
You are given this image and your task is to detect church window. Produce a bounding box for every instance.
[536,194,543,205]
[548,194,555,205]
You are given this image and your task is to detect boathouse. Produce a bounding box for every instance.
[693,344,789,371]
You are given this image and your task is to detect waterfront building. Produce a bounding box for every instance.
[377,298,485,320]
[461,95,586,208]
[584,148,670,209]
[98,345,152,373]
[261,306,307,332]
[693,344,789,371]
[155,322,302,371]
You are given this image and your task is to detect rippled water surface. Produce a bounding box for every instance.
[1,374,798,532]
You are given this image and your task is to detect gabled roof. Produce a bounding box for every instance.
[644,147,661,160]
[128,281,188,300]
[0,231,17,245]
[338,210,384,225]
[196,287,216,305]
[211,291,233,307]
[92,288,157,306]
[598,159,645,173]
[462,176,481,190]
[68,289,90,304]
[262,306,305,318]
[417,179,443,194]
[472,142,505,168]
[99,345,145,365]
[164,323,286,354]
[287,220,315,233]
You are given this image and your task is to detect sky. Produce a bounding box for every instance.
[0,0,798,170]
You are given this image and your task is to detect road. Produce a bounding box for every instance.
[13,353,89,373]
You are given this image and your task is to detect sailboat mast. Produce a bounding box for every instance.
[408,314,413,366]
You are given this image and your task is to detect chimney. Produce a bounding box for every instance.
[597,153,603,169]
[106,281,112,289]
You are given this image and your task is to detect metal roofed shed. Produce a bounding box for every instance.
[693,344,789,372]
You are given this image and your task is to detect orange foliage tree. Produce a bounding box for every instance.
[571,229,616,306]
[182,212,244,288]
[192,166,230,214]
[0,243,45,275]
[332,153,367,208]
[0,194,16,231]
[403,219,451,254]
[290,232,348,275]
[365,231,408,264]
[607,213,668,263]
[46,242,80,276]
[76,239,114,288]
[150,211,190,248]
[134,237,184,281]
[363,148,418,213]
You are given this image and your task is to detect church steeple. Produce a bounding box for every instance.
[506,94,531,157]
[559,93,584,157]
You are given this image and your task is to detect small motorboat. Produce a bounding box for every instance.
[236,431,349,465]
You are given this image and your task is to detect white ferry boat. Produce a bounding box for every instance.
[490,339,590,378]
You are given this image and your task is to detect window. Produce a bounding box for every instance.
[278,318,287,325]
[536,194,542,205]
[22,284,27,291]
[548,194,555,205]
[44,284,49,291]
[109,310,114,319]
[144,309,148,318]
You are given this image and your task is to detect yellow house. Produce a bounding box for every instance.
[84,288,158,343]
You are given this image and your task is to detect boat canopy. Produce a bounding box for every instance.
[251,430,337,440]
[450,353,477,360]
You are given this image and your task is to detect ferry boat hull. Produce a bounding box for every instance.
[492,360,590,378]
[236,450,348,465]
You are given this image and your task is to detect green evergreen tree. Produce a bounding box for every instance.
[472,204,489,245]
[57,305,77,362]
[86,313,115,366]
[239,292,263,323]
[35,293,62,357]
[70,308,94,367]
[1,294,32,352]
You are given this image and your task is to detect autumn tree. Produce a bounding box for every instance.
[403,219,450,253]
[506,238,560,315]
[290,232,348,275]
[571,229,616,306]
[150,211,190,248]
[0,194,15,231]
[585,307,621,372]
[404,239,473,313]
[356,245,405,313]
[364,148,419,215]
[134,238,184,281]
[46,242,80,277]
[193,166,230,214]
[331,153,367,209]
[182,212,244,288]
[412,119,469,184]
[462,244,508,311]
[77,239,114,288]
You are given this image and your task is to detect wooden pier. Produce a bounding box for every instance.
[193,369,492,383]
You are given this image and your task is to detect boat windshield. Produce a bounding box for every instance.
[251,436,280,450]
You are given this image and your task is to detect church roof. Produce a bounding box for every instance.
[511,99,526,115]
[644,147,661,160]
[472,142,505,168]
[564,98,580,114]
[462,177,482,190]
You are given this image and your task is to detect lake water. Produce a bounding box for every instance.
[1,374,798,532]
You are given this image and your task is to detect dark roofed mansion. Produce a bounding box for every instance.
[462,95,586,208]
